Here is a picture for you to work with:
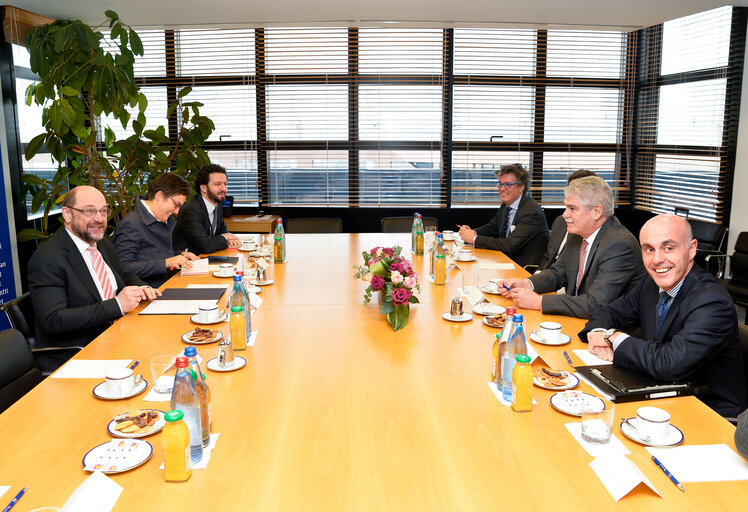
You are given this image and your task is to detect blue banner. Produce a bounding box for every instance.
[0,135,19,330]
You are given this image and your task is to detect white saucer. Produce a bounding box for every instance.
[427,275,450,284]
[455,256,477,262]
[83,439,153,473]
[93,379,149,400]
[480,285,502,295]
[206,356,247,372]
[107,410,166,438]
[212,271,235,278]
[529,331,571,346]
[549,391,605,416]
[619,418,685,447]
[250,279,274,286]
[472,303,506,316]
[238,245,258,252]
[442,312,473,322]
[533,371,580,391]
[181,329,224,344]
[190,312,229,325]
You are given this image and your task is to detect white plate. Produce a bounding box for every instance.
[549,391,605,416]
[529,331,571,346]
[212,271,235,278]
[533,371,580,391]
[82,439,153,473]
[442,312,473,322]
[190,312,229,325]
[250,279,274,286]
[107,410,166,438]
[482,316,505,328]
[455,256,477,262]
[619,418,685,447]
[480,285,502,295]
[472,303,506,316]
[245,284,262,293]
[181,329,224,345]
[206,356,247,372]
[93,379,148,400]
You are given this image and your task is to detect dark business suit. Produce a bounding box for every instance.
[474,194,549,268]
[540,215,568,270]
[28,228,146,371]
[580,265,747,418]
[529,216,646,318]
[172,194,229,255]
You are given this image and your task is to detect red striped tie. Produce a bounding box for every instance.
[87,245,115,300]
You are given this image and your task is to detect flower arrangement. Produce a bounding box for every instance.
[353,246,420,331]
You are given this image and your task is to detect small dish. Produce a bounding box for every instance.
[482,316,505,328]
[238,245,258,252]
[549,391,605,416]
[83,439,153,473]
[455,256,477,262]
[181,329,224,345]
[93,378,148,400]
[206,356,247,372]
[442,312,473,322]
[212,271,235,278]
[190,312,229,325]
[472,303,506,316]
[619,418,685,447]
[250,279,275,286]
[480,285,502,295]
[107,410,166,438]
[533,371,580,391]
[529,331,571,346]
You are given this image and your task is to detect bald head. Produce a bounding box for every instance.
[61,186,108,243]
[639,214,697,291]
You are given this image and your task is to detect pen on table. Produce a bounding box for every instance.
[129,360,140,370]
[651,455,684,492]
[2,487,27,512]
[563,350,573,367]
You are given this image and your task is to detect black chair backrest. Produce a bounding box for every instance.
[286,218,343,234]
[0,329,42,413]
[738,324,748,392]
[381,216,438,233]
[222,195,234,218]
[0,292,35,347]
[732,232,748,278]
[690,219,728,254]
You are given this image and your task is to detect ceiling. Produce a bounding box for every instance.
[6,1,748,31]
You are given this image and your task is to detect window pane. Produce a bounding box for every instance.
[12,44,30,68]
[15,78,45,143]
[101,86,169,139]
[661,7,731,75]
[545,87,622,143]
[656,79,726,147]
[359,150,442,206]
[541,153,620,204]
[546,31,624,79]
[208,150,259,206]
[359,85,442,141]
[265,28,348,74]
[22,153,59,218]
[268,150,348,205]
[451,151,532,206]
[266,84,347,140]
[177,29,255,76]
[133,30,166,77]
[453,29,536,76]
[358,28,443,74]
[185,85,256,141]
[452,85,534,142]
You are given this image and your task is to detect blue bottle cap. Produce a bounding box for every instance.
[512,314,523,322]
[233,275,242,281]
[184,346,197,357]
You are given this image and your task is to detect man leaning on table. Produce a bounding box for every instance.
[581,214,747,418]
[458,163,548,268]
[28,186,159,372]
[172,163,242,254]
[498,176,645,318]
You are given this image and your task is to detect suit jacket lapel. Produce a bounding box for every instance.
[656,267,698,343]
[60,229,102,302]
[566,235,582,294]
[574,217,613,293]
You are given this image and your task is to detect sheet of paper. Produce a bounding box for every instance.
[486,381,538,407]
[564,423,631,457]
[0,486,9,499]
[575,372,615,401]
[479,262,515,270]
[51,360,133,379]
[60,469,123,512]
[159,433,220,470]
[180,258,209,276]
[143,388,172,402]
[589,454,661,501]
[140,300,216,315]
[646,444,748,482]
[573,349,614,366]
[249,292,262,310]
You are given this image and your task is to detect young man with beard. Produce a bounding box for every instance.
[28,186,159,372]
[173,164,242,255]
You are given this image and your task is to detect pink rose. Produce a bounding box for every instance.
[392,288,411,305]
[403,276,416,289]
[371,275,385,290]
[391,270,404,285]
[389,262,405,273]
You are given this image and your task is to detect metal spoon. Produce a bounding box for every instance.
[134,374,144,387]
[621,417,651,441]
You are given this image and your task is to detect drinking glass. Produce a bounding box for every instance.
[462,264,479,295]
[151,355,177,393]
[424,226,436,251]
[581,398,615,444]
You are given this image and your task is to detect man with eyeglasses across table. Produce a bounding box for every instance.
[113,173,199,287]
[28,185,160,372]
[458,163,548,267]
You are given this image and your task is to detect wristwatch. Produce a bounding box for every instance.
[603,328,617,346]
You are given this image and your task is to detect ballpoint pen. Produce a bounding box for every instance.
[651,455,685,491]
[129,360,140,370]
[2,487,26,512]
[502,284,511,293]
[563,350,573,367]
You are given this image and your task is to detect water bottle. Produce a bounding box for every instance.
[430,233,443,280]
[274,218,285,263]
[502,314,527,402]
[229,275,250,349]
[170,356,203,463]
[411,213,421,251]
[495,307,515,389]
[183,346,211,447]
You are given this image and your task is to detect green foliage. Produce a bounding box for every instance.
[22,12,215,239]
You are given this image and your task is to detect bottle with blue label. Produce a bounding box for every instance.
[170,356,203,463]
[501,314,528,401]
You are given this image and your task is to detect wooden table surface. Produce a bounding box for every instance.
[0,234,745,511]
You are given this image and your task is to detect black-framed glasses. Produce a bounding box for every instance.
[166,196,183,210]
[497,182,519,190]
[67,206,111,218]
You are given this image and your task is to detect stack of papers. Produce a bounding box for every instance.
[180,258,209,276]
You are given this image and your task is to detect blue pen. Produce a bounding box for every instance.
[129,360,140,370]
[2,487,26,512]
[502,284,511,293]
[563,350,573,367]
[651,456,684,492]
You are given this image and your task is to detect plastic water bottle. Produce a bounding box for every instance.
[183,346,211,447]
[170,356,203,463]
[274,218,285,263]
[502,314,527,401]
[494,307,515,389]
[229,274,250,349]
[430,233,443,280]
[411,213,421,251]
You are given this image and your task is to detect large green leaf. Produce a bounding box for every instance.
[25,133,47,160]
[17,228,49,242]
[22,173,45,186]
[386,304,410,332]
[177,86,192,99]
[129,29,143,55]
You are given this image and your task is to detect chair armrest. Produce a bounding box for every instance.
[704,253,730,278]
[31,346,84,354]
[523,264,539,274]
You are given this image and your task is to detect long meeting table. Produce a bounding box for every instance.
[0,233,745,510]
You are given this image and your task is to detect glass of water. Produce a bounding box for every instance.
[581,398,615,444]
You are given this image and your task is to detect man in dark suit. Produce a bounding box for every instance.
[458,163,548,268]
[499,176,645,318]
[28,186,159,372]
[582,214,747,418]
[173,164,242,255]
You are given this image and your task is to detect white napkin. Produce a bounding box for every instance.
[564,423,631,457]
[51,360,133,379]
[60,470,122,512]
[646,444,748,482]
[486,381,538,407]
[589,454,661,501]
[0,486,9,499]
[479,262,515,270]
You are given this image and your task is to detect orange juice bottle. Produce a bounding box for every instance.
[230,306,247,350]
[434,254,446,284]
[511,354,533,412]
[162,410,192,482]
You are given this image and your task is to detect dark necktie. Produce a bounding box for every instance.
[655,291,672,336]
[211,208,218,236]
[501,207,512,238]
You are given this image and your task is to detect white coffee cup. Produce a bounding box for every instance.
[442,230,454,241]
[198,303,220,323]
[457,249,472,261]
[242,241,255,251]
[539,321,562,343]
[218,263,234,276]
[104,368,135,397]
[636,406,671,441]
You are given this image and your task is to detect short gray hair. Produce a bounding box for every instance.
[565,176,614,217]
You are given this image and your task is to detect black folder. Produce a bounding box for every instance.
[574,364,698,403]
[156,287,226,301]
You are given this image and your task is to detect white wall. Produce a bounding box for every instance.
[728,32,748,253]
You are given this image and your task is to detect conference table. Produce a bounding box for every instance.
[0,233,745,511]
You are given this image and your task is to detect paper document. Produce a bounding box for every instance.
[479,262,515,270]
[564,423,631,457]
[60,470,122,512]
[139,300,214,315]
[180,258,209,275]
[0,486,9,499]
[589,454,661,501]
[573,349,614,366]
[51,360,133,379]
[646,444,748,482]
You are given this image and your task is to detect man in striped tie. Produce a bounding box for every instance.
[28,186,159,372]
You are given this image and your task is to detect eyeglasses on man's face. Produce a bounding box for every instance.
[67,206,111,218]
[497,181,519,190]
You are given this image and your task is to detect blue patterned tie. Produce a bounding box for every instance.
[655,291,671,336]
[501,207,512,238]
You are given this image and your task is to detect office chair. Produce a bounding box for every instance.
[705,232,748,319]
[674,207,728,274]
[381,216,438,233]
[0,329,43,413]
[286,218,343,233]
